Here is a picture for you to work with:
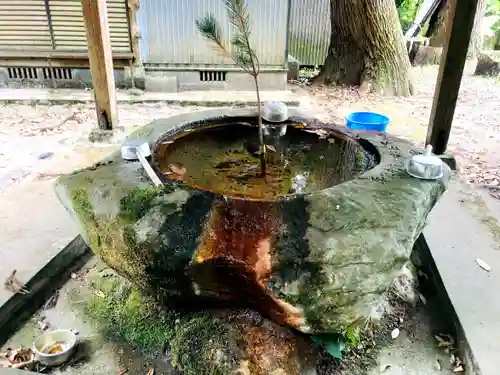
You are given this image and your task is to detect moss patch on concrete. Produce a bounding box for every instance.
[75,268,178,352]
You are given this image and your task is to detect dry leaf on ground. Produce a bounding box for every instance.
[380,363,392,373]
[391,328,400,339]
[476,258,491,272]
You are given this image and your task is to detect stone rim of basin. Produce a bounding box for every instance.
[149,113,382,202]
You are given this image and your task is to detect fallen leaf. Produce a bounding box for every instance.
[434,359,442,371]
[312,335,345,360]
[417,269,429,280]
[434,334,453,348]
[94,290,105,298]
[476,258,491,272]
[391,328,400,339]
[4,270,29,295]
[265,145,276,152]
[453,365,464,373]
[380,363,392,373]
[168,163,187,176]
[419,293,427,305]
[37,320,49,331]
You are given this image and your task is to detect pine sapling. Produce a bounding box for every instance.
[196,0,266,176]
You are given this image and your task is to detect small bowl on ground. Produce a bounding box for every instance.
[32,329,77,367]
[345,111,389,132]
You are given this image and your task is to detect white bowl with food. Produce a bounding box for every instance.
[32,329,77,367]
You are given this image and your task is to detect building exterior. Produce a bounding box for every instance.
[0,0,133,85]
[0,0,310,90]
[136,0,289,91]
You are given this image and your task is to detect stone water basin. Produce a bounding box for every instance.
[54,107,450,372]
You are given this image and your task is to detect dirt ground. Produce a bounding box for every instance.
[0,63,498,197]
[0,103,201,193]
[298,63,500,198]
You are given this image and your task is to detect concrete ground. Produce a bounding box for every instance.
[2,257,455,375]
[0,88,303,105]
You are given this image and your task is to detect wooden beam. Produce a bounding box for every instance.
[426,0,479,155]
[82,0,118,130]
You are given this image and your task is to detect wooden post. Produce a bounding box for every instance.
[426,0,479,155]
[82,0,118,130]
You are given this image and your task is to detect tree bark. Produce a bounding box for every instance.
[313,0,413,96]
[426,0,486,58]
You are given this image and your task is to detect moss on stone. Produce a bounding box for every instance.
[119,186,164,222]
[170,314,233,375]
[71,188,100,249]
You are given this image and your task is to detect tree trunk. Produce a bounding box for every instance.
[313,0,413,96]
[426,0,486,58]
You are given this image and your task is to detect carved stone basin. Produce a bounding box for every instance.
[55,107,450,335]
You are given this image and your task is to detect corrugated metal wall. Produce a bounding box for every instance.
[49,0,131,52]
[0,0,131,54]
[288,0,330,66]
[0,1,52,50]
[137,0,288,67]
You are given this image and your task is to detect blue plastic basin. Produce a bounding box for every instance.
[345,111,389,132]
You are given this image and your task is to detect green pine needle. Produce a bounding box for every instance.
[196,0,259,74]
[195,14,226,52]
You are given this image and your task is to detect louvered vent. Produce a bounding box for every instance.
[49,0,131,52]
[42,67,73,80]
[199,71,227,82]
[7,67,39,80]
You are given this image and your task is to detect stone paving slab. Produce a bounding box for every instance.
[0,179,78,307]
[424,182,500,375]
[0,88,304,106]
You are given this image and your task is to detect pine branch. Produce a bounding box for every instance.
[224,0,249,32]
[224,0,258,75]
[195,15,231,57]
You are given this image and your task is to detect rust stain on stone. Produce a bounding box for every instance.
[191,198,303,328]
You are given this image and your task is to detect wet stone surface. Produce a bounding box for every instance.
[55,108,451,340]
